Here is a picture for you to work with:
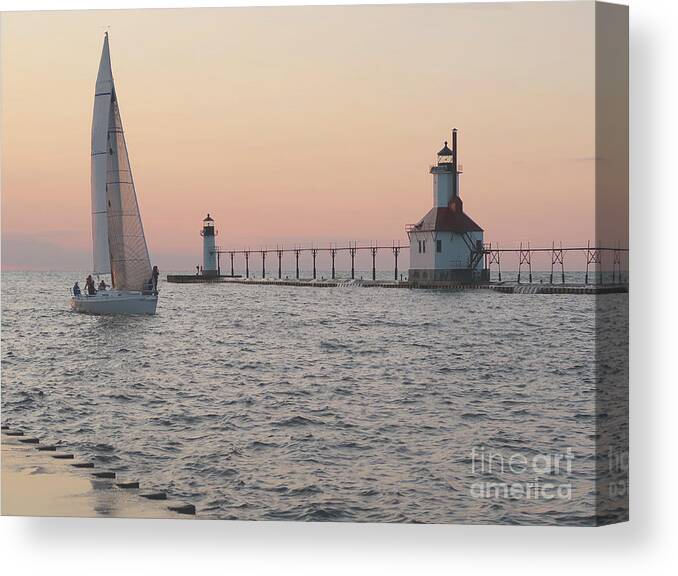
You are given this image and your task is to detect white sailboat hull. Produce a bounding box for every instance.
[70,290,158,315]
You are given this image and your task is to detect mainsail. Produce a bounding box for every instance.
[91,33,152,291]
[91,34,113,275]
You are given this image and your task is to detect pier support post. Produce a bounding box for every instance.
[261,251,266,279]
[371,247,377,281]
[277,250,282,279]
[350,245,356,280]
[245,251,250,278]
[550,242,554,284]
[612,252,616,284]
[613,248,622,284]
[519,243,532,283]
[585,241,601,285]
[312,249,317,280]
[330,248,337,280]
[550,242,565,284]
[392,244,401,281]
[489,244,501,282]
[295,249,300,280]
[230,252,234,277]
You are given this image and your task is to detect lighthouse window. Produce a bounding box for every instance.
[418,240,422,253]
[422,240,426,253]
[436,240,442,253]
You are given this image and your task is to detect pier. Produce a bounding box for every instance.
[166,276,626,294]
[167,241,628,294]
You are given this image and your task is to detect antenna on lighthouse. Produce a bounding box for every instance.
[452,128,458,166]
[452,128,459,198]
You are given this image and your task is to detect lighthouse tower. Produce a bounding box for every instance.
[407,129,487,283]
[200,214,218,277]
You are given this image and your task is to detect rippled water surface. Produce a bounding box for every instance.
[1,272,627,524]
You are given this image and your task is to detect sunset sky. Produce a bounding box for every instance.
[1,2,597,271]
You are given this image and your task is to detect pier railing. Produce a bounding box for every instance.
[211,241,629,285]
[484,242,629,284]
[213,242,408,281]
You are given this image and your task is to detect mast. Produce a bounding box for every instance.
[91,32,113,275]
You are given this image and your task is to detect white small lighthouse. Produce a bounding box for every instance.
[407,129,487,283]
[200,214,218,277]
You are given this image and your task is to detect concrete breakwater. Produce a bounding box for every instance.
[166,275,628,294]
[1,424,197,518]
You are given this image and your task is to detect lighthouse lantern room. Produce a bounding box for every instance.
[201,213,218,277]
[407,129,488,283]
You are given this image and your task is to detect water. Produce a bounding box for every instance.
[1,271,628,524]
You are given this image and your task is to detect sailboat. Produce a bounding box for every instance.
[71,33,158,315]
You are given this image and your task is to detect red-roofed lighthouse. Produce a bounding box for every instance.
[407,130,488,283]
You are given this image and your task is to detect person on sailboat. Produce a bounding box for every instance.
[98,279,108,291]
[73,282,81,296]
[151,266,159,291]
[85,275,97,295]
